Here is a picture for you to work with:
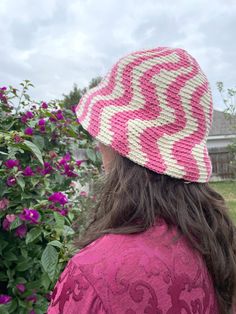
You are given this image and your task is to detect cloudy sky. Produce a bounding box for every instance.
[0,0,235,110]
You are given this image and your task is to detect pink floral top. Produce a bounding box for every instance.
[47,220,219,313]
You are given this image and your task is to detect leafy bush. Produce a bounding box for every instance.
[0,81,101,313]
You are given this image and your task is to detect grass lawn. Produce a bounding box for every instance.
[210,181,236,223]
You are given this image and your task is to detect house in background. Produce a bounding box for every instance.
[207,110,236,149]
[207,110,236,180]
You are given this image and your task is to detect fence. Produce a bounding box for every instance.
[209,147,236,180]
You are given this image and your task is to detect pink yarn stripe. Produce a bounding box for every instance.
[78,49,167,125]
[78,63,119,124]
[107,52,188,161]
[86,50,176,139]
[172,82,209,181]
[140,63,199,175]
[75,47,213,182]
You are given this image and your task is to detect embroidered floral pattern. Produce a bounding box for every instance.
[48,222,219,314]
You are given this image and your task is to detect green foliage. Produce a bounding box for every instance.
[62,76,102,109]
[0,81,102,313]
[217,82,236,176]
[217,82,236,117]
[62,84,86,109]
[88,76,102,89]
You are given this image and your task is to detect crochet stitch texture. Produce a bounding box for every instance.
[75,47,213,182]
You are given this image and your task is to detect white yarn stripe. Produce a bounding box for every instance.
[95,53,180,150]
[77,50,168,127]
[81,51,179,137]
[76,71,112,117]
[127,66,193,176]
[191,89,212,181]
[157,71,205,178]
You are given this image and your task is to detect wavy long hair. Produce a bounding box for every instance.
[76,151,236,314]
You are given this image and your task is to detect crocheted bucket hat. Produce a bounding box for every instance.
[75,47,213,183]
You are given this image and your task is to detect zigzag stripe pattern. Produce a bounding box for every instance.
[75,47,213,182]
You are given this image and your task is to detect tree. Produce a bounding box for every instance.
[62,76,103,109]
[217,82,236,176]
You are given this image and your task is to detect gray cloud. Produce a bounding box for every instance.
[0,0,235,109]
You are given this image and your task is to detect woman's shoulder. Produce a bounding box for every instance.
[71,220,202,273]
[49,222,219,313]
[71,232,127,266]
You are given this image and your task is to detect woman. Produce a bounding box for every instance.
[47,47,236,313]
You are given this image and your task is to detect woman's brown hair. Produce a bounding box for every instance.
[76,151,236,313]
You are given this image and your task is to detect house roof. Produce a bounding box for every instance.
[209,110,236,136]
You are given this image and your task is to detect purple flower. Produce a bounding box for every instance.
[39,125,46,133]
[62,164,77,177]
[26,294,37,303]
[49,151,57,159]
[23,166,34,177]
[71,105,76,113]
[48,192,68,205]
[24,127,34,136]
[5,159,19,169]
[7,176,17,186]
[25,111,34,119]
[14,134,23,143]
[0,294,12,304]
[41,102,48,109]
[41,162,53,175]
[59,208,68,216]
[16,283,26,293]
[45,292,52,301]
[0,93,7,103]
[49,111,57,122]
[76,160,85,167]
[1,86,7,91]
[21,115,28,124]
[29,310,36,314]
[56,110,64,120]
[19,209,40,224]
[59,153,71,165]
[80,191,88,197]
[2,214,16,231]
[0,198,9,210]
[15,224,27,238]
[38,118,46,126]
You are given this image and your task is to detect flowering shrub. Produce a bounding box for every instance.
[0,81,102,313]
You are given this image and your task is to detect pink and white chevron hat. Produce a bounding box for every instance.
[75,47,213,182]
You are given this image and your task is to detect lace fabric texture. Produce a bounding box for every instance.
[47,220,219,314]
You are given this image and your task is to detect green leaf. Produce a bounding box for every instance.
[35,309,45,314]
[48,240,63,248]
[41,272,51,290]
[0,151,8,155]
[53,212,65,230]
[23,140,44,166]
[0,272,8,281]
[5,251,18,261]
[0,238,8,254]
[27,280,41,290]
[41,245,58,281]
[16,260,31,272]
[0,304,9,314]
[86,148,96,163]
[25,227,41,244]
[33,135,45,150]
[4,120,16,131]
[63,225,75,236]
[6,299,17,314]
[16,176,25,191]
[54,173,64,185]
[9,217,22,230]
